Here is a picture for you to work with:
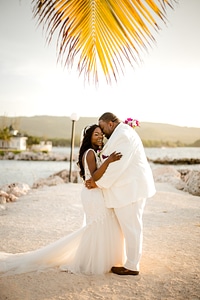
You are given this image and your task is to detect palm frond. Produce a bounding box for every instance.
[32,0,176,83]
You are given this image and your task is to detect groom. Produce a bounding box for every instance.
[86,112,156,275]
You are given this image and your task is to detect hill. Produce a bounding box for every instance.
[0,115,199,145]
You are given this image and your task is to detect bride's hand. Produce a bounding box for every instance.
[85,178,97,189]
[108,151,122,163]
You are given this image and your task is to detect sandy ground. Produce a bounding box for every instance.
[0,182,199,300]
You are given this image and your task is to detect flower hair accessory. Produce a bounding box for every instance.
[124,118,140,128]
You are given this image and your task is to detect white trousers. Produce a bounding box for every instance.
[114,198,146,271]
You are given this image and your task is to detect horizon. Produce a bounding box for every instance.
[1,114,200,129]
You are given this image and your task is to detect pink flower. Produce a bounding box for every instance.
[124,118,140,128]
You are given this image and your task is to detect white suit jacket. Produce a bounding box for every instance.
[96,123,156,208]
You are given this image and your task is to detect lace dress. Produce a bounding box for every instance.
[0,149,124,276]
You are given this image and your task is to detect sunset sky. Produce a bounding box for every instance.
[0,0,200,128]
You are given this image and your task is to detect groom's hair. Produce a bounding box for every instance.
[99,112,120,123]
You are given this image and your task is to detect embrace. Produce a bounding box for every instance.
[0,112,156,277]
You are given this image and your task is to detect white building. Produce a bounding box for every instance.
[31,141,52,152]
[0,126,27,151]
[0,136,27,151]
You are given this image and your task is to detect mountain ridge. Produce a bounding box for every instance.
[0,115,199,144]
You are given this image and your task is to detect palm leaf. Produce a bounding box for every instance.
[32,0,175,83]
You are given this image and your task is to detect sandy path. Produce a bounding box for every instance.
[0,183,199,300]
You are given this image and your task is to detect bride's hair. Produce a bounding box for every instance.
[77,124,99,180]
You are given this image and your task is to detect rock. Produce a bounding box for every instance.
[183,170,200,196]
[178,169,191,182]
[52,169,80,183]
[0,151,69,161]
[0,191,8,204]
[153,166,182,187]
[1,183,30,197]
[0,190,18,203]
[7,152,15,160]
[32,169,80,188]
[32,175,65,188]
[7,194,18,202]
[52,169,69,183]
[150,157,200,165]
[153,166,200,197]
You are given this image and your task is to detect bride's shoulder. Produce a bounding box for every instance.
[83,148,96,160]
[82,149,97,168]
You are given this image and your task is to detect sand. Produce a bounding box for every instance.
[0,182,199,300]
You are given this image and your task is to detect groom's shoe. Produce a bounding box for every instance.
[111,266,139,276]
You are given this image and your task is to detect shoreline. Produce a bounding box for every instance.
[0,182,199,299]
[1,150,200,164]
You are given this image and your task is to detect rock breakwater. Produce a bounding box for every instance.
[1,151,200,165]
[0,151,71,161]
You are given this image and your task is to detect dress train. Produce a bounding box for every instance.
[0,188,124,276]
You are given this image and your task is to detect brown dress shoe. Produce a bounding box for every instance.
[111,266,139,276]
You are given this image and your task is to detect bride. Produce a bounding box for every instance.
[0,124,125,276]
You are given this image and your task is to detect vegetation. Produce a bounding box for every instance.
[26,136,41,146]
[0,127,11,142]
[12,150,22,155]
[142,140,185,148]
[191,139,200,147]
[0,116,199,147]
[26,137,200,148]
[26,136,78,147]
[1,136,199,149]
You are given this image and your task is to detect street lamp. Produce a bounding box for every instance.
[69,113,79,182]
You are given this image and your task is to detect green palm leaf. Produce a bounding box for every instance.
[32,0,175,83]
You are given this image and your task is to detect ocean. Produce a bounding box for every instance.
[0,147,200,187]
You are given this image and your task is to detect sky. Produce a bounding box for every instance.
[0,0,200,128]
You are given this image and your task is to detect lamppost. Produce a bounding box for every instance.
[69,113,79,182]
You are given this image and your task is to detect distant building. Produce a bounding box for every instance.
[31,141,52,152]
[0,125,27,151]
[0,136,27,150]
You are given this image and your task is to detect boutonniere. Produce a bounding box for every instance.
[97,150,108,160]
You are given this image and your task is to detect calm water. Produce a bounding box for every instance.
[0,147,200,187]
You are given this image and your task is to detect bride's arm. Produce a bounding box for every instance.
[86,151,122,185]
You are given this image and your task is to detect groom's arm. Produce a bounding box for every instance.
[86,137,132,189]
[92,151,122,181]
[85,152,122,189]
[95,136,136,189]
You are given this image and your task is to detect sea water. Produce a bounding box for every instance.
[0,147,200,187]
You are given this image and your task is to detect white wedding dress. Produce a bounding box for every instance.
[0,149,124,276]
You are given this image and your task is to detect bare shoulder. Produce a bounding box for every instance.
[83,149,96,163]
[86,149,96,159]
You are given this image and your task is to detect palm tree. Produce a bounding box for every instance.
[32,0,176,83]
[0,127,12,149]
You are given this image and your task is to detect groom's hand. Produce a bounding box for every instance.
[85,177,97,189]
